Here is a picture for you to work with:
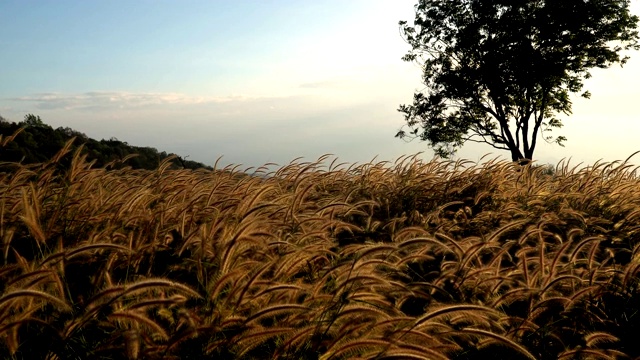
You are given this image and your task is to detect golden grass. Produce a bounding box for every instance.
[2,140,640,358]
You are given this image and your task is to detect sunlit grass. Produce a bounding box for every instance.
[1,138,640,359]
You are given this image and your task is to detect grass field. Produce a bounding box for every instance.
[1,138,640,359]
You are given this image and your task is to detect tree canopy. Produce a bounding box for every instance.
[396,0,639,162]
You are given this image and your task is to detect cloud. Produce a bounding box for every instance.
[7,92,253,111]
[0,89,443,169]
[299,80,345,89]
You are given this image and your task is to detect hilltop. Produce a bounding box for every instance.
[0,114,211,171]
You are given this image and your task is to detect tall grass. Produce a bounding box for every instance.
[1,138,640,358]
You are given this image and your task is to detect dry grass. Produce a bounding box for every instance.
[1,139,640,359]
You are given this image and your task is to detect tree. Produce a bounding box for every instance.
[21,114,46,128]
[396,0,639,162]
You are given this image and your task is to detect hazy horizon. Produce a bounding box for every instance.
[2,1,640,169]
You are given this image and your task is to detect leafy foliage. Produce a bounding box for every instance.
[396,0,639,161]
[0,114,211,170]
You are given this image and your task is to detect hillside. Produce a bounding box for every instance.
[0,114,211,171]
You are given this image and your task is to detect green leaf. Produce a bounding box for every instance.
[397,0,639,162]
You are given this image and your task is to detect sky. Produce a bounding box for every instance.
[1,1,640,170]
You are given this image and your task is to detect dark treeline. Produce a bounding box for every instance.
[0,114,211,171]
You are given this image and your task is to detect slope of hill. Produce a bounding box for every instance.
[0,114,211,170]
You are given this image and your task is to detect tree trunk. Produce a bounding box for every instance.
[509,147,530,165]
[510,148,524,162]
